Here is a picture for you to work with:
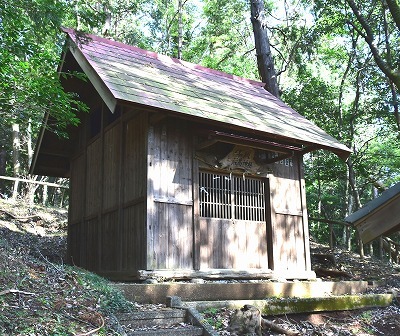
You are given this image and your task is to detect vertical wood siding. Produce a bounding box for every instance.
[199,218,268,269]
[85,139,102,216]
[121,113,147,271]
[69,154,85,223]
[122,203,146,271]
[101,210,120,271]
[80,218,100,270]
[268,155,307,272]
[124,115,146,202]
[103,124,121,211]
[68,107,149,278]
[147,119,193,270]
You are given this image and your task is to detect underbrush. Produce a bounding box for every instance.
[0,200,133,335]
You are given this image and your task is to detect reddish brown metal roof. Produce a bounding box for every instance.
[62,28,351,159]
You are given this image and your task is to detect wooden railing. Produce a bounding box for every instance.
[0,175,68,206]
[309,216,400,264]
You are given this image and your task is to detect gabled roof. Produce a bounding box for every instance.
[61,28,351,160]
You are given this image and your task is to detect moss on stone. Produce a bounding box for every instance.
[261,294,393,315]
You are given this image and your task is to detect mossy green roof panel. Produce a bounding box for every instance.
[63,29,351,159]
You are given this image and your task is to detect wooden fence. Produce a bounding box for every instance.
[309,217,400,264]
[0,175,68,207]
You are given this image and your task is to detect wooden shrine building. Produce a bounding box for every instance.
[345,182,400,244]
[31,29,351,281]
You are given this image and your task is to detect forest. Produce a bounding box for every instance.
[1,0,400,254]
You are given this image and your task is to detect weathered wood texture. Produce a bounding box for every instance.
[147,119,194,270]
[68,108,148,275]
[69,154,85,223]
[199,218,268,269]
[268,155,310,272]
[85,138,102,216]
[357,198,400,243]
[345,182,400,243]
[103,124,121,211]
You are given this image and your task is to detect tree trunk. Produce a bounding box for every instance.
[250,0,280,98]
[382,4,400,132]
[27,119,33,167]
[0,148,6,192]
[347,158,362,210]
[386,0,400,32]
[177,0,183,60]
[12,123,21,176]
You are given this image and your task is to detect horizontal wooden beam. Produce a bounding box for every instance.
[308,217,351,227]
[213,131,303,152]
[153,196,193,206]
[264,152,294,164]
[0,175,68,189]
[137,269,274,280]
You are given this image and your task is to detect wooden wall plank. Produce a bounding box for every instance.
[192,136,200,270]
[146,124,156,269]
[121,112,148,273]
[124,114,147,202]
[269,155,307,273]
[199,218,268,269]
[69,154,85,222]
[298,155,311,271]
[121,203,146,271]
[103,123,121,210]
[147,118,194,270]
[101,210,119,271]
[85,139,102,216]
[79,218,99,271]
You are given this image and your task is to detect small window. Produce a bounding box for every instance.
[199,171,266,221]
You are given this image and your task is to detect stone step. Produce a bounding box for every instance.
[117,308,186,328]
[127,326,204,336]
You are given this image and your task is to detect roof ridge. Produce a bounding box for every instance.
[61,27,269,89]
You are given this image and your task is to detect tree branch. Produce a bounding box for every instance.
[385,0,400,31]
[0,289,35,296]
[346,0,400,90]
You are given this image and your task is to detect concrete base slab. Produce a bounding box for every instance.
[115,280,378,304]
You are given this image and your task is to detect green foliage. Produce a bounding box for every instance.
[0,0,88,132]
[189,0,259,78]
[202,307,225,330]
[73,266,134,313]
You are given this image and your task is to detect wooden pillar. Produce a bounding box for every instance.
[329,223,334,249]
[379,236,384,260]
[192,135,200,270]
[42,185,48,205]
[346,227,352,251]
[12,180,19,200]
[357,231,364,259]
